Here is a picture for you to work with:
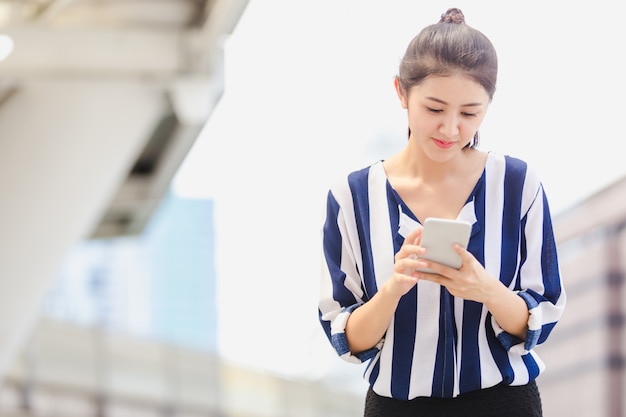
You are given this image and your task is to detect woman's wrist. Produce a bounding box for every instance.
[484,282,529,339]
[380,278,409,306]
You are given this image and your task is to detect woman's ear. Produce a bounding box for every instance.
[394,77,409,109]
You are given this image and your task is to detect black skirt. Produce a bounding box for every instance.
[364,380,542,417]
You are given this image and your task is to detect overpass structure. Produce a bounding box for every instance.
[0,0,250,377]
[0,2,363,416]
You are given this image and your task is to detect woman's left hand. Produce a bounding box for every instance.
[415,244,530,339]
[414,244,497,304]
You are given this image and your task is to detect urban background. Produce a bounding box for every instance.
[0,0,625,416]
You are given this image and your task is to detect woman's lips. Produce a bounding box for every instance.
[433,138,455,149]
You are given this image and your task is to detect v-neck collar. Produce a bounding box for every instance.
[377,156,487,241]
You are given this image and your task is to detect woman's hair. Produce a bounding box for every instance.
[397,8,498,148]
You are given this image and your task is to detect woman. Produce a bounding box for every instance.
[318,8,566,417]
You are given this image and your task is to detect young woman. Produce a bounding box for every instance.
[318,8,566,417]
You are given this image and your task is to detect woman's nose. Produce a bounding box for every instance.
[439,115,460,138]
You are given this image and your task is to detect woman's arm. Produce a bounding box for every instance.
[345,227,425,353]
[479,269,530,339]
[345,279,404,353]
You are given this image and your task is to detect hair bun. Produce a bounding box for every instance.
[439,8,465,24]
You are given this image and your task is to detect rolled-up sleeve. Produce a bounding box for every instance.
[318,189,380,364]
[493,184,566,354]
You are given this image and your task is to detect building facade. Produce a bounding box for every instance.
[537,175,626,417]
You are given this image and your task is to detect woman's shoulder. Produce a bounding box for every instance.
[486,152,540,179]
[326,161,385,205]
[485,152,544,202]
[330,161,384,188]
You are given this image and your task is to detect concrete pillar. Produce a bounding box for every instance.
[0,80,166,380]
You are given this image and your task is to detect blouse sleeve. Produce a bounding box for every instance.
[318,189,381,364]
[493,181,567,354]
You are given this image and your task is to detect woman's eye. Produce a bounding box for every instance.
[427,107,443,113]
[462,112,477,117]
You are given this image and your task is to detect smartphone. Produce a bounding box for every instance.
[416,217,472,273]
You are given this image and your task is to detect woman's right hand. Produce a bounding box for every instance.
[385,227,426,298]
[346,227,427,354]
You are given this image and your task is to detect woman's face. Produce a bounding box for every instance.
[396,74,490,161]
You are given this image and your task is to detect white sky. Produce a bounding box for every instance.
[173,0,626,390]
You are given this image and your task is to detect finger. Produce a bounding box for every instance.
[397,256,425,276]
[453,243,475,263]
[416,258,458,279]
[396,246,424,264]
[399,239,426,263]
[414,269,445,285]
[402,226,423,246]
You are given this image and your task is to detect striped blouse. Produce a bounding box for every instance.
[318,152,566,400]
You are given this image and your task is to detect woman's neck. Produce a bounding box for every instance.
[386,146,476,183]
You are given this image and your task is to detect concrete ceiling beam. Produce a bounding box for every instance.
[0,27,197,81]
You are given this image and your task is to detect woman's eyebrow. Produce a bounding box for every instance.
[425,96,483,107]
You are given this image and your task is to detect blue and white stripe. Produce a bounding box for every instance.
[318,152,566,400]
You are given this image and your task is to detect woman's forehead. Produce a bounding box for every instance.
[410,75,490,104]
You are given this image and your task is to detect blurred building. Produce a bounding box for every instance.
[43,192,218,351]
[536,175,626,417]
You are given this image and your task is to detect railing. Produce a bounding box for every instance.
[0,318,363,417]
